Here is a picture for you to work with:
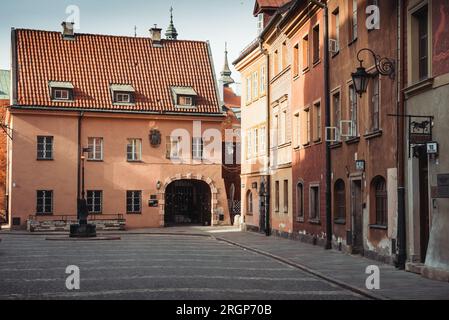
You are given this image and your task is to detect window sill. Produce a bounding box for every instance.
[127,212,142,215]
[345,136,360,145]
[369,224,388,230]
[312,59,321,68]
[334,218,346,225]
[293,74,300,81]
[87,159,104,162]
[302,67,310,75]
[329,142,343,149]
[313,139,322,145]
[127,160,143,163]
[309,219,321,225]
[331,51,340,58]
[403,77,434,98]
[51,99,74,103]
[37,158,54,161]
[364,130,382,140]
[36,213,53,216]
[302,142,311,149]
[113,102,136,107]
[296,218,305,223]
[293,146,301,151]
[246,213,254,216]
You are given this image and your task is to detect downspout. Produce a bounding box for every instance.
[261,41,271,237]
[396,0,407,270]
[77,112,84,219]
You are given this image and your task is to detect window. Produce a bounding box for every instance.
[246,191,253,214]
[178,96,193,106]
[273,50,279,75]
[293,44,300,77]
[252,72,259,99]
[304,108,311,145]
[260,65,266,94]
[37,190,53,215]
[37,136,54,160]
[114,92,132,104]
[53,89,71,101]
[259,126,266,155]
[332,92,341,139]
[283,180,289,213]
[274,114,279,146]
[333,9,340,50]
[127,139,142,162]
[313,102,321,142]
[416,5,428,80]
[166,136,181,159]
[350,0,358,42]
[310,186,320,221]
[253,128,259,155]
[192,137,203,160]
[87,191,102,214]
[88,138,103,161]
[294,113,301,148]
[257,13,264,34]
[313,25,320,63]
[246,130,252,159]
[302,35,309,71]
[246,77,252,103]
[127,191,142,214]
[370,75,380,132]
[296,183,304,220]
[280,110,287,145]
[373,177,388,226]
[275,181,280,212]
[282,42,288,70]
[349,84,358,137]
[334,180,346,222]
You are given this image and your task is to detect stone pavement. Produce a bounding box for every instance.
[212,231,449,300]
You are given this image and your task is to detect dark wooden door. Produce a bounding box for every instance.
[419,148,430,263]
[351,180,363,254]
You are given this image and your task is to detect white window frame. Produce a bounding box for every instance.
[37,136,54,160]
[115,92,131,103]
[259,126,266,155]
[192,137,203,160]
[53,89,70,100]
[88,137,104,161]
[127,191,142,214]
[252,72,259,100]
[36,190,53,215]
[260,65,266,94]
[179,96,193,107]
[127,139,142,162]
[87,190,103,214]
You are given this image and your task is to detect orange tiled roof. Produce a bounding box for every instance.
[223,86,241,108]
[254,0,292,15]
[14,29,222,115]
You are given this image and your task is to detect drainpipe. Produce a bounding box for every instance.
[77,112,84,220]
[396,0,407,270]
[261,41,271,237]
[310,0,332,250]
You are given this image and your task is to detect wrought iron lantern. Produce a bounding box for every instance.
[351,48,395,97]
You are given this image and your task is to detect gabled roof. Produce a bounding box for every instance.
[253,0,292,16]
[223,86,241,109]
[0,70,10,100]
[13,29,222,115]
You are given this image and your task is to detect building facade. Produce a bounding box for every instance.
[7,24,231,230]
[0,70,9,224]
[403,0,449,273]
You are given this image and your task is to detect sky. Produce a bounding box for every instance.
[0,0,258,84]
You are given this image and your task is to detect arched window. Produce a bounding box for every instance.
[246,191,253,214]
[296,183,304,221]
[334,179,346,223]
[373,176,387,226]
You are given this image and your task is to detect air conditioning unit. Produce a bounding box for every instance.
[329,39,339,54]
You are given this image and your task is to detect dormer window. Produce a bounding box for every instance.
[110,84,135,105]
[171,86,198,108]
[178,96,193,106]
[49,81,74,101]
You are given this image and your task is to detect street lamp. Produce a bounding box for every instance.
[351,48,395,97]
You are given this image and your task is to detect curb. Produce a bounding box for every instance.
[215,237,388,301]
[0,231,213,238]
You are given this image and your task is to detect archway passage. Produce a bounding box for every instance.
[164,180,212,226]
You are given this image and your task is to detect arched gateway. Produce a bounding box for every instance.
[159,174,218,227]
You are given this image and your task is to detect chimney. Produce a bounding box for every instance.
[61,21,75,39]
[150,25,163,47]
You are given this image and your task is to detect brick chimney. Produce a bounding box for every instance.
[61,21,75,39]
[150,25,163,47]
